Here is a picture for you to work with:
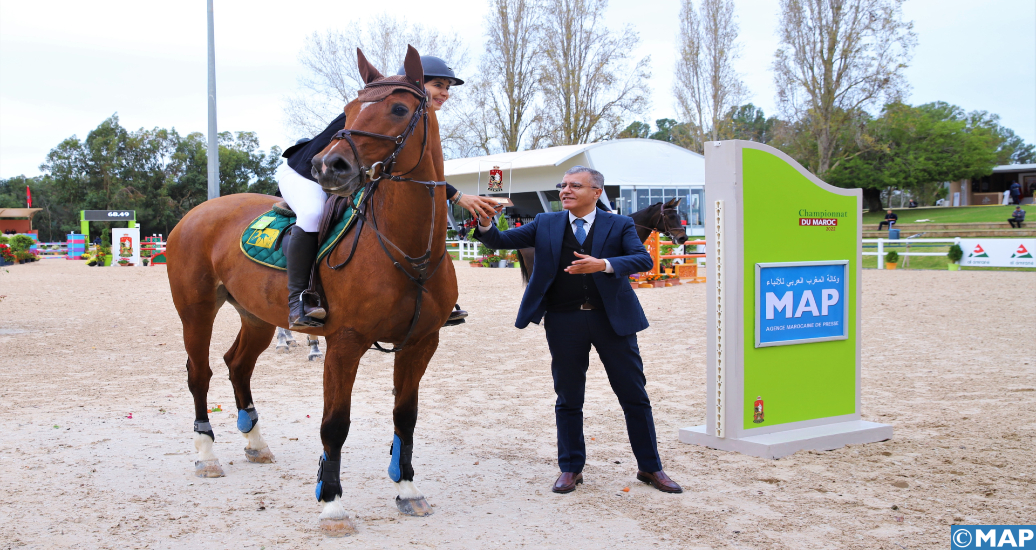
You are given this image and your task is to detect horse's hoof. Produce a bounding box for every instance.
[396,496,433,517]
[308,351,323,361]
[319,517,357,536]
[245,446,275,463]
[194,459,225,478]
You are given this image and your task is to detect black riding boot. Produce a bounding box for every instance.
[286,227,326,329]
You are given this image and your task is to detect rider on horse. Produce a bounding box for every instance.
[277,55,498,329]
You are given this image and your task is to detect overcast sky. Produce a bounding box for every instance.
[1,0,1033,179]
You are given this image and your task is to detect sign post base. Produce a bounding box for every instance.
[679,420,892,460]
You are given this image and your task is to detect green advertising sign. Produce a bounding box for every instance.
[680,141,891,459]
[741,148,858,429]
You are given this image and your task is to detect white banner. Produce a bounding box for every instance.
[959,238,1035,268]
[111,228,141,266]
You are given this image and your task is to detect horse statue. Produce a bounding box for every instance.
[515,198,688,284]
[166,46,455,533]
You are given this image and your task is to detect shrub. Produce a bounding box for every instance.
[9,234,35,252]
[0,235,8,245]
[947,244,963,263]
[884,250,899,263]
[0,244,14,262]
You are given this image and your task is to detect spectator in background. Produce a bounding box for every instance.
[908,199,918,208]
[1008,206,1026,228]
[1010,180,1022,205]
[878,209,898,231]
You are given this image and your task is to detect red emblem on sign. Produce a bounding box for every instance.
[753,396,765,424]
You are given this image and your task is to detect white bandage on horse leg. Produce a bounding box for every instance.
[194,432,217,461]
[318,495,350,521]
[394,480,424,500]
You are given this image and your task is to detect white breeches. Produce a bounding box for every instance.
[277,163,327,232]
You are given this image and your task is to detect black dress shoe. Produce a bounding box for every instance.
[637,470,683,493]
[552,472,583,494]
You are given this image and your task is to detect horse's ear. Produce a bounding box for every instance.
[403,45,424,89]
[356,48,383,85]
[669,197,682,207]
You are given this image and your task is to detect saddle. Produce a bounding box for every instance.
[239,191,364,271]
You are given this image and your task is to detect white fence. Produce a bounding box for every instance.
[862,237,959,269]
[445,240,480,261]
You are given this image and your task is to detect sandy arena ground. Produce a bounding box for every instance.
[0,260,1033,549]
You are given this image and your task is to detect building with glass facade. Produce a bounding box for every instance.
[443,139,707,236]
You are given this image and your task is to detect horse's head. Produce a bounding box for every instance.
[657,198,687,245]
[311,46,430,197]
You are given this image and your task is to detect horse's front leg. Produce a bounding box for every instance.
[314,330,367,535]
[389,331,439,517]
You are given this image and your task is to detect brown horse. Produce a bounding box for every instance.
[166,46,455,533]
[515,198,688,284]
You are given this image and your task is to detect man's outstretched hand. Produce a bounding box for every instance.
[565,252,607,274]
[458,194,501,220]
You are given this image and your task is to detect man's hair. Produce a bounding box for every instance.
[565,165,604,189]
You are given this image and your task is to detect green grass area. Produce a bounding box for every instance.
[862,204,1033,225]
[862,253,1034,271]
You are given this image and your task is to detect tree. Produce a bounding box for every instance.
[674,0,745,153]
[618,121,651,139]
[826,102,1001,208]
[535,0,651,146]
[727,104,777,143]
[773,0,916,177]
[284,14,469,138]
[478,0,543,152]
[25,116,282,239]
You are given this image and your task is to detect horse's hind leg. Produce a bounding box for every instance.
[177,295,225,478]
[389,331,439,517]
[275,327,297,352]
[307,335,323,361]
[224,312,278,464]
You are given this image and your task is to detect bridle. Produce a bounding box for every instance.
[325,85,449,353]
[634,204,685,241]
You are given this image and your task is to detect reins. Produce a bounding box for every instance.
[324,88,449,353]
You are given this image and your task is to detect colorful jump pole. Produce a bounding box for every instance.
[680,140,892,459]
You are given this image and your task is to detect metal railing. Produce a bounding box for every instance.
[862,237,959,269]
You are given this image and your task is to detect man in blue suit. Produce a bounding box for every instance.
[476,166,683,494]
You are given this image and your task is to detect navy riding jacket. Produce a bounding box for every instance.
[476,209,654,336]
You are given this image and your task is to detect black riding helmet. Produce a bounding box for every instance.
[396,55,464,86]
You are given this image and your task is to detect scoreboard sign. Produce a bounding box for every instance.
[83,210,134,221]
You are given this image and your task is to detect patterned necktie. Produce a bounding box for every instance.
[574,218,586,245]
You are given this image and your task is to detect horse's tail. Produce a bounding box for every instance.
[516,247,534,286]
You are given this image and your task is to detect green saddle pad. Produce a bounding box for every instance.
[240,190,364,270]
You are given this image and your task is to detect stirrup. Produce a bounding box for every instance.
[444,305,467,327]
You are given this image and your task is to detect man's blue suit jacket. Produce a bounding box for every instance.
[476,209,654,336]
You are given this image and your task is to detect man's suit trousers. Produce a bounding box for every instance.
[543,308,662,474]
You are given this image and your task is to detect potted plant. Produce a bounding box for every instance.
[0,243,13,266]
[884,250,899,270]
[118,258,130,266]
[947,244,963,271]
[142,257,150,266]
